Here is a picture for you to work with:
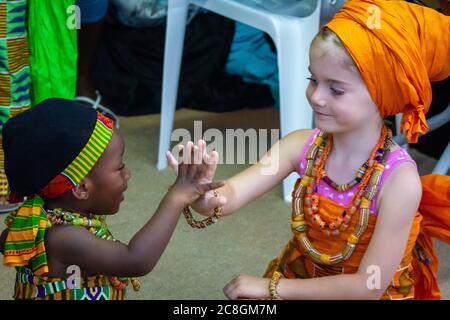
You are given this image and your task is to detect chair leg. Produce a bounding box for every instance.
[157,0,189,170]
[432,141,450,175]
[275,23,318,201]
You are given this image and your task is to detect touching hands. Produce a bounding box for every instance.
[166,140,227,214]
[168,140,227,206]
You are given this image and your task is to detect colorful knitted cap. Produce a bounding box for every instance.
[2,98,113,276]
[2,98,113,198]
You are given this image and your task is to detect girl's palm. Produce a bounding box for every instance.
[166,140,225,215]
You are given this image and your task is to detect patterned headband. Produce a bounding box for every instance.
[38,113,114,199]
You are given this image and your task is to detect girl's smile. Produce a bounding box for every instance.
[314,110,334,118]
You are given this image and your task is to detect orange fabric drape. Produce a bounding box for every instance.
[325,0,450,143]
[413,174,450,299]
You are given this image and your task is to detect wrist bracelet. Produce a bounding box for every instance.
[183,190,222,229]
[269,271,283,300]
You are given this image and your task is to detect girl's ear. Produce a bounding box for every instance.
[71,177,93,200]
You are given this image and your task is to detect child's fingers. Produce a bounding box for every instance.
[193,145,202,165]
[204,148,218,166]
[176,144,184,162]
[184,141,193,164]
[211,150,219,164]
[197,181,226,194]
[199,150,218,181]
[198,140,209,167]
[177,144,185,176]
[207,150,219,172]
[198,140,207,158]
[186,146,199,179]
[166,151,179,175]
[206,150,218,167]
[203,152,210,163]
[177,158,187,177]
[178,144,184,154]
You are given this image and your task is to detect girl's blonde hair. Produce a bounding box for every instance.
[311,27,358,73]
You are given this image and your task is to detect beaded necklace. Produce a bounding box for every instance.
[322,160,370,192]
[308,128,389,235]
[46,208,140,291]
[291,127,392,266]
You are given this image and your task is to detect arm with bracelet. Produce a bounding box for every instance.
[166,131,312,228]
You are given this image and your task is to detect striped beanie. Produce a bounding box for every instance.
[2,98,113,199]
[2,98,114,275]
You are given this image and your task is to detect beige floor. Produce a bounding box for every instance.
[0,107,448,299]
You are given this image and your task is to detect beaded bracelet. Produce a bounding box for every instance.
[183,190,222,229]
[269,271,283,300]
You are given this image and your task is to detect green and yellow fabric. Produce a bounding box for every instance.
[0,0,78,201]
[1,98,124,300]
[14,266,126,300]
[27,0,77,105]
[0,0,31,199]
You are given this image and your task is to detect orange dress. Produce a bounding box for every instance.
[264,173,450,300]
[268,0,450,300]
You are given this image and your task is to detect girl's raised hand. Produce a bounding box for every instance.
[166,140,217,180]
[166,140,226,215]
[168,141,226,206]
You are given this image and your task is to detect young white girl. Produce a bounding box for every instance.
[168,0,450,300]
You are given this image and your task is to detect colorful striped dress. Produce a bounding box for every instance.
[6,206,131,300]
[0,0,31,198]
[0,0,77,201]
[13,266,127,300]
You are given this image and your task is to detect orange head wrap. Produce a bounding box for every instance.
[325,0,450,143]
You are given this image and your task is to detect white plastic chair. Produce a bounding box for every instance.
[158,0,321,201]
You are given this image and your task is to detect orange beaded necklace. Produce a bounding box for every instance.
[291,127,392,265]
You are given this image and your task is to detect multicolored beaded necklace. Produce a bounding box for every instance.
[291,126,392,266]
[322,160,370,192]
[46,208,141,291]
